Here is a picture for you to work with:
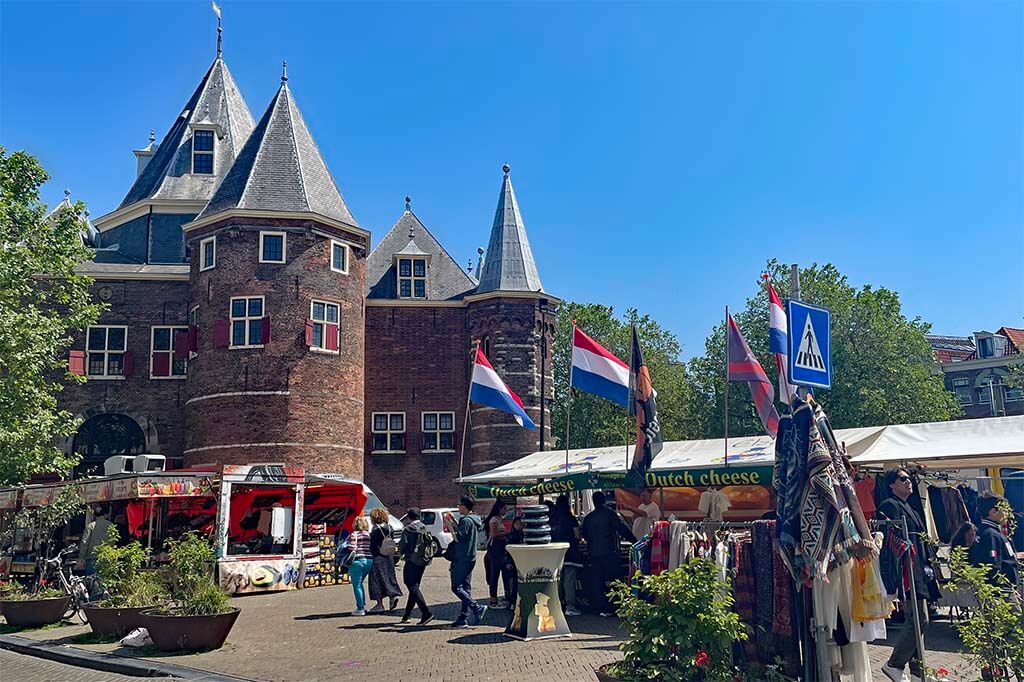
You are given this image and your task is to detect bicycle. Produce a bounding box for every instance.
[35,545,96,623]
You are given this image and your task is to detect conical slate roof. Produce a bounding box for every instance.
[475,165,543,294]
[118,58,255,208]
[195,76,358,227]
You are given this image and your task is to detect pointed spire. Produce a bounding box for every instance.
[281,60,288,83]
[476,164,544,294]
[195,73,358,227]
[213,1,223,58]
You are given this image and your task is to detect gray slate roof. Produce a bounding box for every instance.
[367,210,477,301]
[476,167,544,294]
[195,79,358,227]
[118,58,255,208]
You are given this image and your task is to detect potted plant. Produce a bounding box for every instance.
[0,584,71,628]
[597,558,746,681]
[82,528,167,638]
[141,532,239,652]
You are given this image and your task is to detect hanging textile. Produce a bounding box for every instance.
[649,520,670,575]
[752,520,775,664]
[733,539,759,662]
[960,484,980,524]
[853,475,876,519]
[698,489,731,521]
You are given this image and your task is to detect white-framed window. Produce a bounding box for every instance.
[371,413,405,453]
[422,411,455,451]
[259,231,286,264]
[86,325,128,378]
[230,296,265,348]
[330,240,349,274]
[397,257,426,298]
[192,129,214,174]
[151,326,188,379]
[309,299,340,353]
[188,305,199,359]
[979,380,997,404]
[199,236,216,271]
[951,378,972,405]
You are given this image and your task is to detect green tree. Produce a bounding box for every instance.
[689,260,959,437]
[551,302,700,451]
[0,148,103,484]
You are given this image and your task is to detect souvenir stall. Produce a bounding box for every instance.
[1,482,81,581]
[299,475,367,589]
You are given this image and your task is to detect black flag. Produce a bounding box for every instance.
[629,324,662,481]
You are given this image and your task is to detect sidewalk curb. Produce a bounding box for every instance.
[0,633,254,680]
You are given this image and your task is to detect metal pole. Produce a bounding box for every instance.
[539,333,547,452]
[724,306,729,466]
[901,516,927,675]
[565,324,575,476]
[459,340,480,480]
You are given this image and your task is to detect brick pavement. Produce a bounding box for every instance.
[5,561,977,681]
[0,648,152,681]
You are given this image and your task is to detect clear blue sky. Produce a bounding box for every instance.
[2,1,1022,358]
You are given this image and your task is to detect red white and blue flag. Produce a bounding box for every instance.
[767,280,798,404]
[570,327,630,408]
[470,347,537,429]
[727,314,780,437]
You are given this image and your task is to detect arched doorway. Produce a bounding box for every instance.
[71,413,147,478]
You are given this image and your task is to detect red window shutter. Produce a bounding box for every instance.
[123,351,134,377]
[188,324,198,352]
[304,319,314,347]
[152,351,171,377]
[213,319,230,348]
[261,316,271,345]
[173,331,190,359]
[326,323,339,351]
[68,350,85,376]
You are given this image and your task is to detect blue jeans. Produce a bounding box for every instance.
[349,557,373,611]
[450,559,477,621]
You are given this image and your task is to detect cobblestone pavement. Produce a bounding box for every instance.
[6,561,976,681]
[0,648,152,681]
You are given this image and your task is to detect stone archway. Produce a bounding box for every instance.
[64,406,159,478]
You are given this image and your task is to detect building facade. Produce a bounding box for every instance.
[59,45,555,509]
[926,328,1024,420]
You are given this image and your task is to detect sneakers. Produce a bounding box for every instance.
[565,606,582,616]
[471,604,488,625]
[418,614,435,627]
[368,603,385,613]
[399,616,411,624]
[451,619,469,628]
[352,609,366,616]
[881,664,907,682]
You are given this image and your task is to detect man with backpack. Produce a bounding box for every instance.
[446,495,486,628]
[397,508,435,625]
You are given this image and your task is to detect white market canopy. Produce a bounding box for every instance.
[460,415,1023,485]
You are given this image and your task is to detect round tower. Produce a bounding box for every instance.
[181,73,368,479]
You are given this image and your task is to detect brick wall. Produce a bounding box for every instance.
[183,218,366,477]
[60,279,191,469]
[363,305,469,511]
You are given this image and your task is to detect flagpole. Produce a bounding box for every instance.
[724,306,729,467]
[564,322,576,476]
[459,340,480,481]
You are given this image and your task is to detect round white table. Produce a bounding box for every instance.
[504,542,572,641]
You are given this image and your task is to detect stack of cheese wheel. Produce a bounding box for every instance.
[520,505,551,545]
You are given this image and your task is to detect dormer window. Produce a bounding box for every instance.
[398,257,426,298]
[192,130,215,174]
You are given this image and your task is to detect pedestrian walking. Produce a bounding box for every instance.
[447,495,486,628]
[345,516,373,616]
[397,508,435,625]
[484,499,511,609]
[368,508,402,612]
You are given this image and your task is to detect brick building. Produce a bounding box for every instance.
[926,328,1024,420]
[59,43,555,509]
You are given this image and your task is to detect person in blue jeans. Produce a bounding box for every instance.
[346,516,374,615]
[448,495,486,628]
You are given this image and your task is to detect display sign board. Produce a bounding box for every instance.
[787,300,832,389]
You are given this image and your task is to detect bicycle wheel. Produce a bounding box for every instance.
[63,598,80,622]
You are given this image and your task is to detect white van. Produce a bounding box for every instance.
[401,507,456,553]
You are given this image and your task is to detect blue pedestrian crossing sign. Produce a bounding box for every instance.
[787,300,832,389]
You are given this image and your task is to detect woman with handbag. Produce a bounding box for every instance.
[346,516,374,615]
[368,508,402,612]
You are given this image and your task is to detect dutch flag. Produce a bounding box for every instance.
[570,327,630,408]
[470,348,537,429]
[767,280,798,404]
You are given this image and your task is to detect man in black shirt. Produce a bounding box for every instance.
[581,491,635,617]
[969,493,1020,589]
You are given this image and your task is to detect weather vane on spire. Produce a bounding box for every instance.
[212,1,222,58]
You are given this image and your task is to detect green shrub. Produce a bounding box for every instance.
[608,558,745,681]
[93,527,166,608]
[161,533,231,616]
[1,585,65,601]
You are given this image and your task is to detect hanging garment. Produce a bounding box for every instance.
[849,556,890,642]
[733,540,759,662]
[773,409,802,577]
[854,475,876,519]
[667,521,688,569]
[752,520,775,664]
[960,484,980,524]
[649,521,670,575]
[698,489,731,521]
[714,538,729,583]
[814,404,871,560]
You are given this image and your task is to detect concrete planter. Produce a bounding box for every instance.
[141,607,240,652]
[0,596,71,628]
[82,604,154,638]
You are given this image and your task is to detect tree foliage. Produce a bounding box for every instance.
[0,148,103,484]
[551,302,700,452]
[688,260,959,437]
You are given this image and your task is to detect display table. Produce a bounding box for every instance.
[504,542,572,641]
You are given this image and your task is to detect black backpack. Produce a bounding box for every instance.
[410,526,436,566]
